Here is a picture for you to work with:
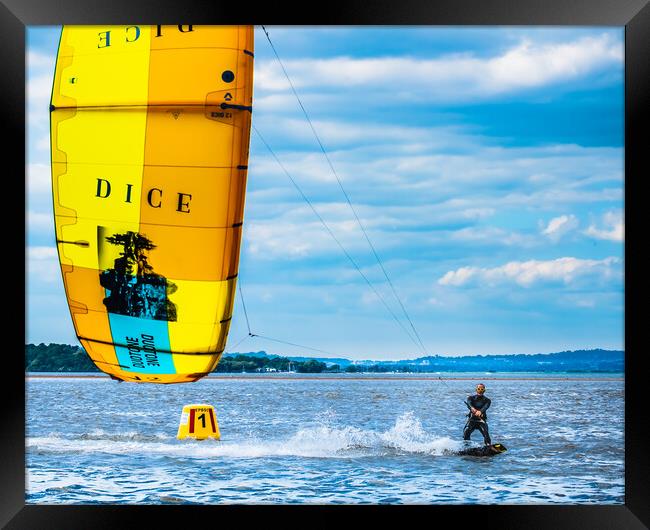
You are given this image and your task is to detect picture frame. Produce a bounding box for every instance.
[5,0,647,526]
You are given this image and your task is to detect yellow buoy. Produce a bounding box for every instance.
[177,404,220,440]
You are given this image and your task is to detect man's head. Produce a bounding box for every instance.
[476,383,486,395]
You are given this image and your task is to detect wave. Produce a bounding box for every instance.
[27,412,464,459]
[78,429,172,443]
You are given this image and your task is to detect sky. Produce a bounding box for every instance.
[26,26,625,360]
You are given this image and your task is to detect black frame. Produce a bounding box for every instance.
[6,0,648,527]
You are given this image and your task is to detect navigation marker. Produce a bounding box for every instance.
[177,404,220,440]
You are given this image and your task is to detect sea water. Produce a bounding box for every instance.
[26,373,624,504]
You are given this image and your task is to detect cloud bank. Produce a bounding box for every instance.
[438,256,620,287]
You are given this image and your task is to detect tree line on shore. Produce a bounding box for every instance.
[25,343,623,374]
[25,343,351,374]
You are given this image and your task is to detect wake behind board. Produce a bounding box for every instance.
[456,443,507,457]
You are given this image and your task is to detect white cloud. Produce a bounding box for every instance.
[451,226,536,247]
[242,136,623,261]
[585,211,624,242]
[252,116,485,156]
[28,246,57,260]
[575,298,596,308]
[36,134,51,152]
[27,50,55,70]
[28,72,55,109]
[438,256,620,287]
[27,50,56,159]
[361,290,380,305]
[251,122,623,207]
[461,208,496,220]
[499,187,622,209]
[27,163,51,195]
[27,211,54,233]
[483,35,622,93]
[244,197,525,262]
[26,246,60,283]
[541,214,579,241]
[244,209,388,260]
[246,220,329,258]
[256,33,622,102]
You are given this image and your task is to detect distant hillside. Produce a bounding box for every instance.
[26,344,624,373]
[226,349,624,373]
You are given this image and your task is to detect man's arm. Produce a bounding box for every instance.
[466,395,479,415]
[478,397,491,413]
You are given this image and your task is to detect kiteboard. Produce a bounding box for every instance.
[50,25,254,384]
[455,443,507,457]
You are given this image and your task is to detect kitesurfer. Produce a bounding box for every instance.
[463,383,492,445]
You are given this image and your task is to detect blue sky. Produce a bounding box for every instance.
[26,26,624,359]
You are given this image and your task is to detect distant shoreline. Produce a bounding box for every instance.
[25,345,625,375]
[26,373,624,382]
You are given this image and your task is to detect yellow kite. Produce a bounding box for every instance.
[50,25,254,383]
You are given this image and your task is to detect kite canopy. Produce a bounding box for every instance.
[50,25,254,383]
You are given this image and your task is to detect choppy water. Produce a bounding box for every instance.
[26,373,624,504]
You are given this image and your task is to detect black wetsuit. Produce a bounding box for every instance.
[463,393,492,445]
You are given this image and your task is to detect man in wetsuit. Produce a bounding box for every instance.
[463,383,492,445]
